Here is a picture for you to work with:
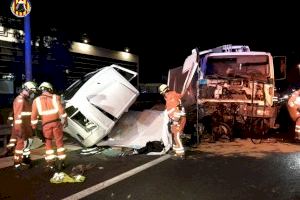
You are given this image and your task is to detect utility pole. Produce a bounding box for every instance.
[24,14,32,81]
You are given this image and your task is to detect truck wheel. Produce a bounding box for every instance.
[212,122,232,142]
[250,118,268,144]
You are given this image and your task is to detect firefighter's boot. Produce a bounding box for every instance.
[45,160,56,173]
[14,161,30,171]
[22,156,32,166]
[56,159,65,171]
[14,154,29,170]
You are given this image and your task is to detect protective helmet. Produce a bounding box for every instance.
[38,82,53,92]
[158,84,169,94]
[22,81,37,93]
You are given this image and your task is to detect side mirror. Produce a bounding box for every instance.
[273,56,286,80]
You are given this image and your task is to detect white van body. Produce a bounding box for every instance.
[63,64,139,147]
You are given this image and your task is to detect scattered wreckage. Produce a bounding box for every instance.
[62,64,170,153]
[62,45,286,152]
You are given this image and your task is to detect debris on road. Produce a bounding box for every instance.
[50,172,85,183]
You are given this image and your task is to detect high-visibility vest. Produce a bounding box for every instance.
[13,94,32,130]
[165,91,186,120]
[31,92,67,126]
[287,90,300,122]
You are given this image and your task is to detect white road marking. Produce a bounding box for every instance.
[63,154,171,200]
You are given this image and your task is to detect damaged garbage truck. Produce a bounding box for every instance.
[168,45,286,142]
[62,65,139,147]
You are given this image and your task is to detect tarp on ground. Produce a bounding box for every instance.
[97,109,172,152]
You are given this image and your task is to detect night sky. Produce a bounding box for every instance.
[1,1,300,85]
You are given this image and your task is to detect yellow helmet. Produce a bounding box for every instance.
[158,84,169,94]
[39,82,53,92]
[22,81,37,93]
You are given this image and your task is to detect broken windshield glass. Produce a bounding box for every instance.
[205,55,269,81]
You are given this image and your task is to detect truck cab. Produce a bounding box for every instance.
[197,45,278,139]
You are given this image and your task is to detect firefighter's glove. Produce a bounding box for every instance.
[171,116,180,122]
[61,118,68,128]
[64,121,68,128]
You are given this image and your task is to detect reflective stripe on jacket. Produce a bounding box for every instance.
[13,94,32,131]
[164,91,185,120]
[31,92,67,127]
[287,90,300,122]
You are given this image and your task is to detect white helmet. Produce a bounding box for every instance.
[39,82,53,92]
[158,84,169,94]
[22,81,37,93]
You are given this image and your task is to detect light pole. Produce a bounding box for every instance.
[24,14,32,81]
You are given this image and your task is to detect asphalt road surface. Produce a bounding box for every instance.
[0,140,300,200]
[0,139,299,200]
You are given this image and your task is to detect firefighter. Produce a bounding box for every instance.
[12,81,37,170]
[287,89,300,141]
[159,84,186,156]
[6,112,16,153]
[31,82,68,171]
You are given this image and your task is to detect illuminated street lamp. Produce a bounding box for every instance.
[83,39,88,44]
[124,47,130,53]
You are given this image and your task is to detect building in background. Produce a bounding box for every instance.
[0,16,139,105]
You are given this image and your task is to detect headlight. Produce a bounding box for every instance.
[257,109,270,116]
[85,121,97,132]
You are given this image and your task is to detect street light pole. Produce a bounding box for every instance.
[24,14,32,81]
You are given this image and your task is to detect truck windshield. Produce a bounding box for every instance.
[205,55,269,81]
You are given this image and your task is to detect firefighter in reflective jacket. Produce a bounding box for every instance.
[6,112,16,150]
[31,82,68,171]
[12,81,37,169]
[159,84,186,156]
[287,89,300,141]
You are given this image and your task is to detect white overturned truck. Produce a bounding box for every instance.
[62,65,139,147]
